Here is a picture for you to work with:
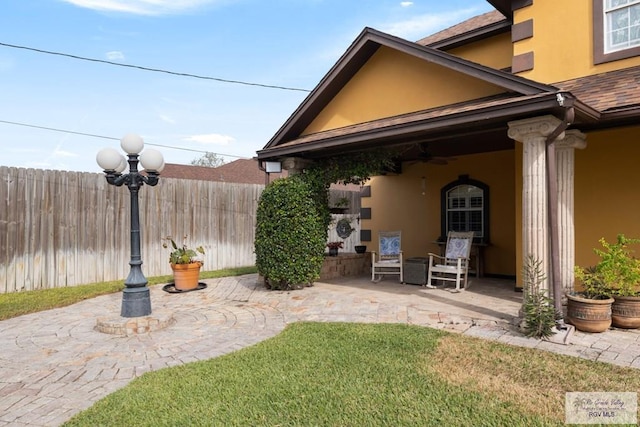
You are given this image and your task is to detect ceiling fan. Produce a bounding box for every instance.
[407,143,456,165]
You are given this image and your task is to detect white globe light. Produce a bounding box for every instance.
[115,157,128,174]
[120,133,144,154]
[139,148,165,172]
[96,147,123,171]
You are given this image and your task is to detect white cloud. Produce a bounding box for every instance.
[184,133,235,146]
[380,8,481,41]
[400,1,413,6]
[105,50,125,61]
[60,0,223,16]
[159,114,176,124]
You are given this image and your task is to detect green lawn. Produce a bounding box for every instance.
[0,266,257,321]
[63,322,640,427]
[2,270,638,426]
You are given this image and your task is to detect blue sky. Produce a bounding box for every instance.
[0,0,493,173]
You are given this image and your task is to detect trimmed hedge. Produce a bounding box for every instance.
[255,176,326,290]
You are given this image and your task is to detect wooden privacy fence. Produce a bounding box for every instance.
[0,167,263,293]
[0,166,363,294]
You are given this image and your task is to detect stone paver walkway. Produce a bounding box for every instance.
[1,274,639,426]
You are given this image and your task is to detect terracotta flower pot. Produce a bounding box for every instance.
[612,295,640,329]
[566,293,614,333]
[171,262,202,291]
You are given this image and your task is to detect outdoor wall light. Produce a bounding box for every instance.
[96,134,164,318]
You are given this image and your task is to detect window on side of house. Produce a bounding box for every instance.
[594,0,640,63]
[440,176,489,243]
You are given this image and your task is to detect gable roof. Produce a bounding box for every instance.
[258,7,640,162]
[263,26,558,155]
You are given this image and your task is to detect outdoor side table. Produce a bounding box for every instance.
[404,257,428,285]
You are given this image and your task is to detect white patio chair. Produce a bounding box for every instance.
[371,231,403,283]
[426,231,474,292]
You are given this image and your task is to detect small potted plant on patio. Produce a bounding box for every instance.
[327,241,343,256]
[163,236,205,291]
[569,265,614,333]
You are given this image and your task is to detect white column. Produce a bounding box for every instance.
[556,130,586,296]
[508,115,563,291]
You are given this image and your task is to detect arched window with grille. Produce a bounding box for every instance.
[440,175,489,243]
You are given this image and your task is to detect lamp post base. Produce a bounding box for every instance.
[121,286,152,317]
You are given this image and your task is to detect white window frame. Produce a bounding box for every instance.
[604,0,640,53]
[446,185,484,239]
[594,0,640,64]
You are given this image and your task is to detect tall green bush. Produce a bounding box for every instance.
[255,150,395,290]
[255,176,326,290]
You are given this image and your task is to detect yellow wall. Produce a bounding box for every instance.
[302,46,506,135]
[448,32,513,70]
[574,126,640,268]
[514,142,523,288]
[363,149,516,276]
[513,1,640,83]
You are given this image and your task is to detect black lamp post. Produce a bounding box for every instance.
[96,134,165,318]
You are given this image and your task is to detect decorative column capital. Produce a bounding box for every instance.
[556,129,587,150]
[507,115,564,142]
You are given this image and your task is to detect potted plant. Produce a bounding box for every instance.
[596,234,640,328]
[327,241,343,256]
[569,265,614,333]
[163,236,205,291]
[570,234,640,332]
[329,197,349,214]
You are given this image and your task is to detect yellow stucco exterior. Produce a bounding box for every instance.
[513,0,640,83]
[302,46,507,135]
[574,126,640,266]
[448,32,513,70]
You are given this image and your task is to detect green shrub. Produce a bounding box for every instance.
[255,176,326,290]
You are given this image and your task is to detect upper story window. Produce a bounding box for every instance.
[606,0,640,52]
[594,0,640,63]
[440,175,489,243]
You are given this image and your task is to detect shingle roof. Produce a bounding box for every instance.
[158,159,360,191]
[159,159,285,184]
[554,66,640,112]
[416,10,507,46]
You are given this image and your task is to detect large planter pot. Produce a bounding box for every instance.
[612,295,640,329]
[566,293,614,333]
[171,262,202,291]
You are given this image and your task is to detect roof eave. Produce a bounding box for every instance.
[257,93,570,160]
[426,19,512,50]
[486,0,513,19]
